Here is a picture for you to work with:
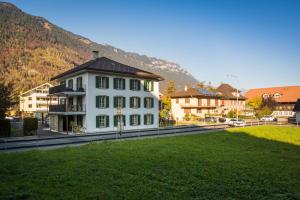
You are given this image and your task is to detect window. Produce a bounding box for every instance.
[76,77,83,90]
[114,115,126,127]
[185,98,190,103]
[144,114,154,125]
[130,114,140,126]
[28,104,32,108]
[114,96,126,108]
[274,93,281,99]
[130,97,141,108]
[96,96,109,108]
[28,97,32,101]
[130,79,141,91]
[176,99,179,104]
[68,79,73,90]
[184,109,191,114]
[144,97,154,108]
[60,80,66,86]
[262,93,269,99]
[113,78,125,90]
[96,76,109,89]
[198,99,202,106]
[144,80,154,91]
[77,116,83,127]
[96,115,109,128]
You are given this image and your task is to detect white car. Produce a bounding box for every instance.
[260,116,276,122]
[228,119,246,127]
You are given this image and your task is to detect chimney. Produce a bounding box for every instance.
[92,50,99,60]
[184,85,188,91]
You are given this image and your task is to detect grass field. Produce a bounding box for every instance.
[0,126,299,199]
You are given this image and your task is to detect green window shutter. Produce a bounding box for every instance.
[122,97,126,108]
[96,76,99,88]
[96,116,100,128]
[137,80,141,90]
[138,97,141,108]
[114,115,117,127]
[106,116,109,127]
[130,79,133,90]
[122,79,126,90]
[96,96,100,108]
[144,98,147,108]
[144,80,147,91]
[151,114,154,124]
[130,115,133,125]
[113,78,117,89]
[151,98,154,108]
[105,77,109,88]
[114,97,117,108]
[130,97,133,108]
[105,96,109,108]
[123,115,126,126]
[144,114,146,125]
[151,81,154,91]
[138,115,141,125]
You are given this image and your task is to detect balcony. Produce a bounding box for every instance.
[180,103,218,108]
[49,85,85,96]
[49,104,86,115]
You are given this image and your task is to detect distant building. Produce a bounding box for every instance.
[19,83,58,120]
[171,87,222,120]
[216,83,246,115]
[293,99,300,122]
[48,54,163,134]
[245,86,300,118]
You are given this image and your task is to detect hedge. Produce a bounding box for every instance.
[23,117,38,136]
[0,119,11,137]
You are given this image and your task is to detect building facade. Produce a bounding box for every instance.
[19,83,58,120]
[171,87,223,120]
[216,83,246,115]
[245,86,300,118]
[293,99,300,122]
[48,56,163,134]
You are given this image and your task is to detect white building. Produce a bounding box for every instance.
[48,54,163,134]
[19,83,58,120]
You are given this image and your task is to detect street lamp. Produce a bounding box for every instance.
[227,74,239,121]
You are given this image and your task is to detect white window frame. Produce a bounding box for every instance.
[99,96,106,108]
[99,116,106,128]
[132,115,139,126]
[116,79,124,90]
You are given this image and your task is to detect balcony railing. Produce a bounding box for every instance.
[49,84,85,95]
[49,104,86,113]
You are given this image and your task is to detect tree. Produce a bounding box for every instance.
[246,97,263,111]
[0,82,16,119]
[257,106,272,118]
[160,81,176,119]
[246,97,274,118]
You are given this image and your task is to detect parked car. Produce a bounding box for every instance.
[228,119,246,127]
[218,117,226,123]
[200,117,217,123]
[260,115,277,122]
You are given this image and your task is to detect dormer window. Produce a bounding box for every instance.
[262,93,269,99]
[273,93,281,99]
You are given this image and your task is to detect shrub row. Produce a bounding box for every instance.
[23,118,38,136]
[0,119,11,137]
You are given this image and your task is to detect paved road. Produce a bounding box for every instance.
[0,125,227,152]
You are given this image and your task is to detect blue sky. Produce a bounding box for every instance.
[6,0,300,89]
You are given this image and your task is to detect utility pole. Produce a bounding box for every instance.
[227,74,239,121]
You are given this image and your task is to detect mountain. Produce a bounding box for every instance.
[0,2,198,96]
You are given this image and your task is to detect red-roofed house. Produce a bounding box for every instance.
[245,86,300,118]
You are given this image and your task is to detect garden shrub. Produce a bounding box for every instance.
[0,119,11,137]
[23,117,38,136]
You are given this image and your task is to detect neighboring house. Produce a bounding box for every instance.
[171,87,222,120]
[293,99,300,122]
[48,54,163,134]
[216,83,246,115]
[245,86,300,118]
[19,83,58,120]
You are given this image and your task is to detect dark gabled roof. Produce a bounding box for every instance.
[293,99,300,111]
[51,57,164,81]
[216,83,246,100]
[171,88,221,98]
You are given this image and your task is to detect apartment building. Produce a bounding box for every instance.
[171,87,222,120]
[19,83,58,120]
[245,86,300,117]
[48,54,163,134]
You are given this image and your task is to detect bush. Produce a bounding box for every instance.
[23,117,38,136]
[183,113,191,121]
[0,119,11,137]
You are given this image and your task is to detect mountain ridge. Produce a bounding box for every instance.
[0,2,198,95]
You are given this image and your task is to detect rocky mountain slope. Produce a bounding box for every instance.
[0,2,198,95]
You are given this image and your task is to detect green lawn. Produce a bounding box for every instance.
[0,126,300,199]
